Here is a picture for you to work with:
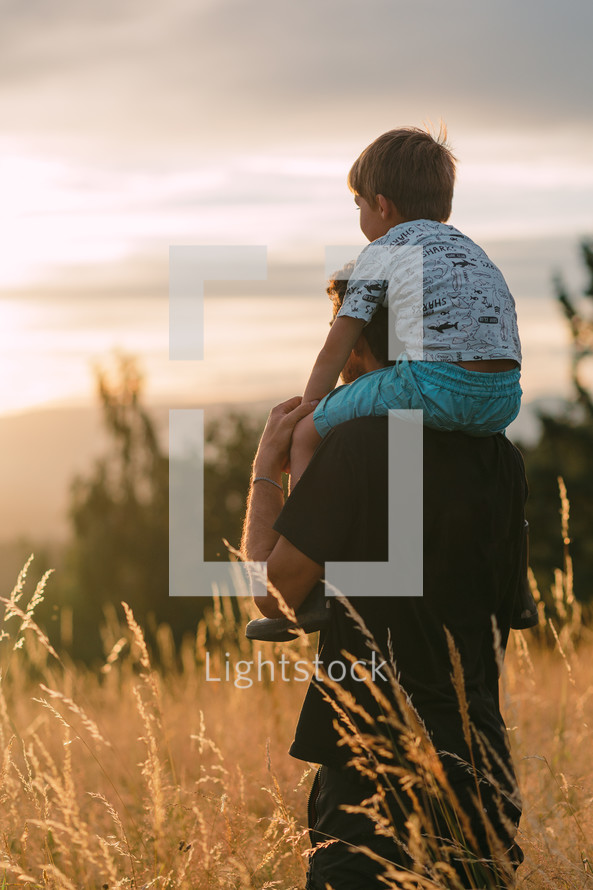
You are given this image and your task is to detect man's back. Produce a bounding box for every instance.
[277,418,526,766]
[274,418,526,885]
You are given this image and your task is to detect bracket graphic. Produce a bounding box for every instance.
[168,245,423,598]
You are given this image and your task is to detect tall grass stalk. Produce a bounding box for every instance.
[0,482,591,889]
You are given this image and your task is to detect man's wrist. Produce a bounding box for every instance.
[252,475,284,495]
[252,449,284,483]
[252,463,283,486]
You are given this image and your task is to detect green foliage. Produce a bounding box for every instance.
[59,355,172,660]
[522,241,593,604]
[49,355,263,663]
[204,411,262,560]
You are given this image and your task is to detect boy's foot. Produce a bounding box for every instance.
[245,583,330,642]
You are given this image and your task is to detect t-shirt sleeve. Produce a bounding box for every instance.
[337,242,388,323]
[274,428,358,566]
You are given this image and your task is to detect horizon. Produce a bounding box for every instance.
[1,1,593,419]
[1,0,592,543]
[0,234,588,420]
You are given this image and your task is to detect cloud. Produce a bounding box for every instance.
[0,0,591,292]
[0,0,591,165]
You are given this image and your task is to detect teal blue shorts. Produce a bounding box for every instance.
[313,355,522,438]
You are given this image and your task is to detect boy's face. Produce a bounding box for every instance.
[354,194,395,242]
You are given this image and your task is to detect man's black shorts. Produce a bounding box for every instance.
[306,764,524,890]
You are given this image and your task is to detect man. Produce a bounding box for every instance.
[241,302,528,889]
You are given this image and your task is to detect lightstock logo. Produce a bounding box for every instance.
[168,244,423,600]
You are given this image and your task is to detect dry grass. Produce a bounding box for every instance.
[0,492,592,888]
[0,580,316,890]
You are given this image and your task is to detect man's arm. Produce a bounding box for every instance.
[241,397,324,619]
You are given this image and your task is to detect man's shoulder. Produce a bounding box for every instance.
[321,418,458,472]
[322,416,387,457]
[324,419,525,472]
[329,415,387,438]
[326,415,470,446]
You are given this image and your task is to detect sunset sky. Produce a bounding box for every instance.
[1,0,592,423]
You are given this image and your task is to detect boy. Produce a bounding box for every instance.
[291,126,521,483]
[246,126,523,641]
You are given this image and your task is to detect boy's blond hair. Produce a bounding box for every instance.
[348,126,456,223]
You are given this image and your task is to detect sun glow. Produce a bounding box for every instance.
[0,156,140,288]
[0,141,590,418]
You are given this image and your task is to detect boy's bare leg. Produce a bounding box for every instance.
[290,412,322,490]
[245,408,328,641]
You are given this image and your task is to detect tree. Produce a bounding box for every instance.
[55,354,264,662]
[204,412,262,561]
[555,241,593,420]
[521,241,593,604]
[59,355,172,659]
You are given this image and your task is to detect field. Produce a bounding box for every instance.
[0,557,592,890]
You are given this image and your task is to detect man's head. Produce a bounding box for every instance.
[348,126,456,226]
[327,264,394,381]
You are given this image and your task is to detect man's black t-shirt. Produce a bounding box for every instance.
[274,418,527,788]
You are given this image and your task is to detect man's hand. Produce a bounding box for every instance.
[253,396,318,480]
[242,396,324,617]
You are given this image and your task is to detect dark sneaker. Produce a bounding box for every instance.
[245,583,330,642]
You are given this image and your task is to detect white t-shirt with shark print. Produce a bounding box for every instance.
[337,220,522,365]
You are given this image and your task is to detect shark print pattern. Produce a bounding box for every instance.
[337,220,521,364]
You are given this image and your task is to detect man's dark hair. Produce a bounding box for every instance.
[327,262,395,367]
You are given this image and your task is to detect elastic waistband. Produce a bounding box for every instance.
[402,356,522,396]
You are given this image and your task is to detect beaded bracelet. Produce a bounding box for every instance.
[253,476,283,493]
